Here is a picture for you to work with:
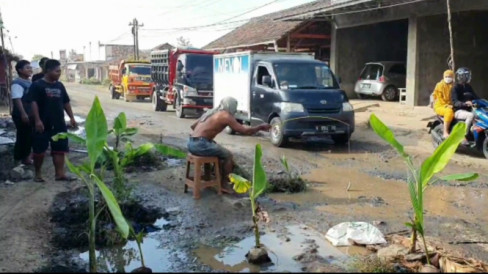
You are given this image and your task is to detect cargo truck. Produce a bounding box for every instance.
[109,60,153,102]
[151,48,216,118]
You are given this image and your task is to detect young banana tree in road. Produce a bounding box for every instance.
[369,114,478,264]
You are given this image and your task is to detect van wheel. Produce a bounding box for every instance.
[331,133,350,145]
[381,86,398,101]
[175,95,185,118]
[270,117,288,147]
[225,126,235,135]
[225,120,241,135]
[356,92,365,99]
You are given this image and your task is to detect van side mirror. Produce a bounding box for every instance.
[262,75,272,87]
[336,76,342,84]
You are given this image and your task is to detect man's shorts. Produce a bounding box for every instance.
[32,129,69,155]
[187,137,231,160]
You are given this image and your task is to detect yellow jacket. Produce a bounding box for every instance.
[433,70,454,109]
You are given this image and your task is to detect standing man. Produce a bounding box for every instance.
[26,59,77,182]
[188,97,271,193]
[11,60,33,165]
[32,57,49,82]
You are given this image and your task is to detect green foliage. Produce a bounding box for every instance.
[369,114,478,264]
[267,155,307,193]
[154,144,187,159]
[102,78,111,86]
[81,77,102,85]
[31,54,45,62]
[280,155,290,176]
[85,97,108,171]
[229,144,268,248]
[54,97,129,272]
[54,98,186,271]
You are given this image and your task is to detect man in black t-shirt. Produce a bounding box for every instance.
[32,57,48,82]
[26,59,77,182]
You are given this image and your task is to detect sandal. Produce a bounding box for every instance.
[55,175,77,182]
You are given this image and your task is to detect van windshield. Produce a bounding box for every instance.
[274,63,338,90]
[360,64,383,80]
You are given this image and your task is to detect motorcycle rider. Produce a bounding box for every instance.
[452,67,479,145]
[433,70,455,138]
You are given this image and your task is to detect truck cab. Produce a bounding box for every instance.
[109,60,153,102]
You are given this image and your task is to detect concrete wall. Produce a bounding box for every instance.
[334,20,408,98]
[417,11,488,105]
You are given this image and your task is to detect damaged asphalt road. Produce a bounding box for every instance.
[1,83,488,272]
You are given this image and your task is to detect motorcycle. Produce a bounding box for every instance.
[427,99,488,159]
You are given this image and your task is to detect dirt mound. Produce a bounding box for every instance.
[50,187,167,249]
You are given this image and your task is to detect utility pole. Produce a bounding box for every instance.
[8,35,13,53]
[129,18,143,60]
[446,0,455,71]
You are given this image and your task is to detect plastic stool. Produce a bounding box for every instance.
[185,154,222,199]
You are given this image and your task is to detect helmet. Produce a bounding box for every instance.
[456,67,471,84]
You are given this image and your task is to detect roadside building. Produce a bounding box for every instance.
[277,0,488,105]
[206,0,488,106]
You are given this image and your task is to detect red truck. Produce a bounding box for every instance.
[150,48,217,118]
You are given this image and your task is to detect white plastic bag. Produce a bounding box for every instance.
[325,222,387,246]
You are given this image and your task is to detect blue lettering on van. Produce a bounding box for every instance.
[214,55,249,73]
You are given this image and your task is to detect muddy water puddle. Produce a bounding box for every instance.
[79,217,184,273]
[271,161,488,223]
[194,224,357,272]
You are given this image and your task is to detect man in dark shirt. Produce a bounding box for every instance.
[32,57,48,82]
[452,67,479,145]
[26,59,77,182]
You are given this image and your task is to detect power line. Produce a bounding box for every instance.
[216,0,281,23]
[143,0,281,32]
[106,31,131,43]
[153,0,212,17]
[288,0,425,19]
[142,18,249,32]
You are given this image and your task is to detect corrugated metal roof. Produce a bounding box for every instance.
[277,0,428,21]
[203,0,331,50]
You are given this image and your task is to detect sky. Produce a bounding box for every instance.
[0,0,315,61]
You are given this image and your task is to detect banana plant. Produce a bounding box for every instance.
[369,114,478,264]
[54,97,185,272]
[280,155,292,181]
[229,144,268,248]
[54,97,130,272]
[110,112,138,151]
